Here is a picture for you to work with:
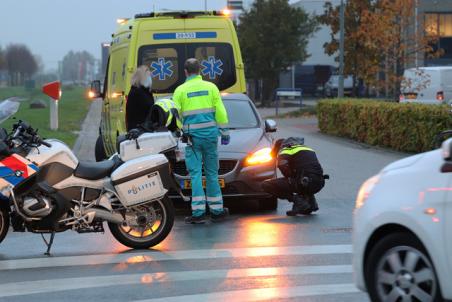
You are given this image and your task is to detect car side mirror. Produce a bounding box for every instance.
[265,119,277,133]
[442,137,452,161]
[89,80,102,99]
[440,138,452,173]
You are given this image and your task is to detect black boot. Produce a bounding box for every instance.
[286,195,311,216]
[308,195,319,212]
[211,208,229,223]
[185,214,207,224]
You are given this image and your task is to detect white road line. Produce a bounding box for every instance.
[136,283,361,302]
[0,265,353,298]
[0,244,352,271]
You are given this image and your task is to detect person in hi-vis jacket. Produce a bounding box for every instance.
[173,58,230,224]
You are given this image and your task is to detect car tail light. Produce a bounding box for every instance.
[437,91,444,102]
[245,148,274,166]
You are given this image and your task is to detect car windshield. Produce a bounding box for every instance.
[223,99,259,129]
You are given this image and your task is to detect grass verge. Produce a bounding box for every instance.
[278,106,317,118]
[0,86,91,148]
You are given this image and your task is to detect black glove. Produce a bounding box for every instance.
[127,129,142,140]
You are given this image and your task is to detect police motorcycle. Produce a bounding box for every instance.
[0,100,186,254]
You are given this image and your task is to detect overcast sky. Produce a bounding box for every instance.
[0,0,242,72]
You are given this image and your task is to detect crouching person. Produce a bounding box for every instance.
[262,137,327,216]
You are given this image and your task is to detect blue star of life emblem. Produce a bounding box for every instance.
[151,58,174,80]
[201,56,224,80]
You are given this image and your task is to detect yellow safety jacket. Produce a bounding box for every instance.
[153,98,182,130]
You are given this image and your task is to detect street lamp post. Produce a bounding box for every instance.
[338,0,345,98]
[414,0,419,68]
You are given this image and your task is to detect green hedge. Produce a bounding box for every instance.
[317,99,452,153]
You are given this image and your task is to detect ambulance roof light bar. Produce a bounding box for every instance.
[135,10,230,19]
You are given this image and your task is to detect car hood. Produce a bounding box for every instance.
[381,152,426,172]
[219,128,265,154]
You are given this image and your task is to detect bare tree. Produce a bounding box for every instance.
[0,46,5,70]
[5,44,38,86]
[61,50,96,84]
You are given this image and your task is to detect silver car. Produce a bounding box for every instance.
[170,93,278,210]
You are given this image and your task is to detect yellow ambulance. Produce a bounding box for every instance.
[91,11,246,159]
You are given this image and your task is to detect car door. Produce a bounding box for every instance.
[100,57,114,155]
[108,44,129,149]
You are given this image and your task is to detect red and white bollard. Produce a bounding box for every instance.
[42,81,61,130]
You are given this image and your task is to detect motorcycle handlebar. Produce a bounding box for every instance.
[40,140,52,148]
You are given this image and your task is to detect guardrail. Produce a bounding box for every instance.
[274,88,303,116]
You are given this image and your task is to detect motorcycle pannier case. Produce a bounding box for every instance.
[119,132,177,162]
[111,154,171,207]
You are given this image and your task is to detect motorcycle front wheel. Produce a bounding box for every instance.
[108,196,174,249]
[0,206,9,244]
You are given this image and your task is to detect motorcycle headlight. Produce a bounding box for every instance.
[245,147,274,166]
[355,174,380,209]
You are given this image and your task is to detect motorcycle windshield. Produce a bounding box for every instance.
[0,99,20,125]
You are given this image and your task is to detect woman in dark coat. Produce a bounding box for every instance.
[126,65,155,131]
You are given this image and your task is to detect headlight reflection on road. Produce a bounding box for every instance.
[243,219,280,248]
[126,255,153,264]
[140,272,167,284]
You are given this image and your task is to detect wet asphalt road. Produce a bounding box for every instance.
[0,117,405,301]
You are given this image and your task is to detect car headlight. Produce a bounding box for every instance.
[245,147,274,166]
[355,174,380,209]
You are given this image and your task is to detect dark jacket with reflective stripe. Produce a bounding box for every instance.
[277,145,323,178]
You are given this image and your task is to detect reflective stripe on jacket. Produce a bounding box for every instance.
[279,145,315,156]
[173,75,228,137]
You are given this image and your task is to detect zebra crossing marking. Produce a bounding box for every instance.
[0,244,352,271]
[135,283,361,302]
[0,264,354,298]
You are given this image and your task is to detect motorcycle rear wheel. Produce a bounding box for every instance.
[108,196,174,249]
[0,207,9,244]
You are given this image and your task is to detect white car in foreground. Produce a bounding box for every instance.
[353,135,452,302]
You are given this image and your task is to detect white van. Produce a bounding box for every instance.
[400,66,452,104]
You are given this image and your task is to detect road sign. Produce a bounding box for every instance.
[227,0,243,10]
[42,81,61,101]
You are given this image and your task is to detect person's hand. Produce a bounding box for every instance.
[221,134,230,145]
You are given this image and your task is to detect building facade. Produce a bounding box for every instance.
[421,0,452,66]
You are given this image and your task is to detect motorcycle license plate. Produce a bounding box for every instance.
[182,179,225,189]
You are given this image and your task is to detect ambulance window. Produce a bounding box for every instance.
[191,43,236,91]
[138,46,180,93]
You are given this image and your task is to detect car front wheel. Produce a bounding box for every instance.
[365,232,441,302]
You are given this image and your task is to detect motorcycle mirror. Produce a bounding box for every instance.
[0,100,20,124]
